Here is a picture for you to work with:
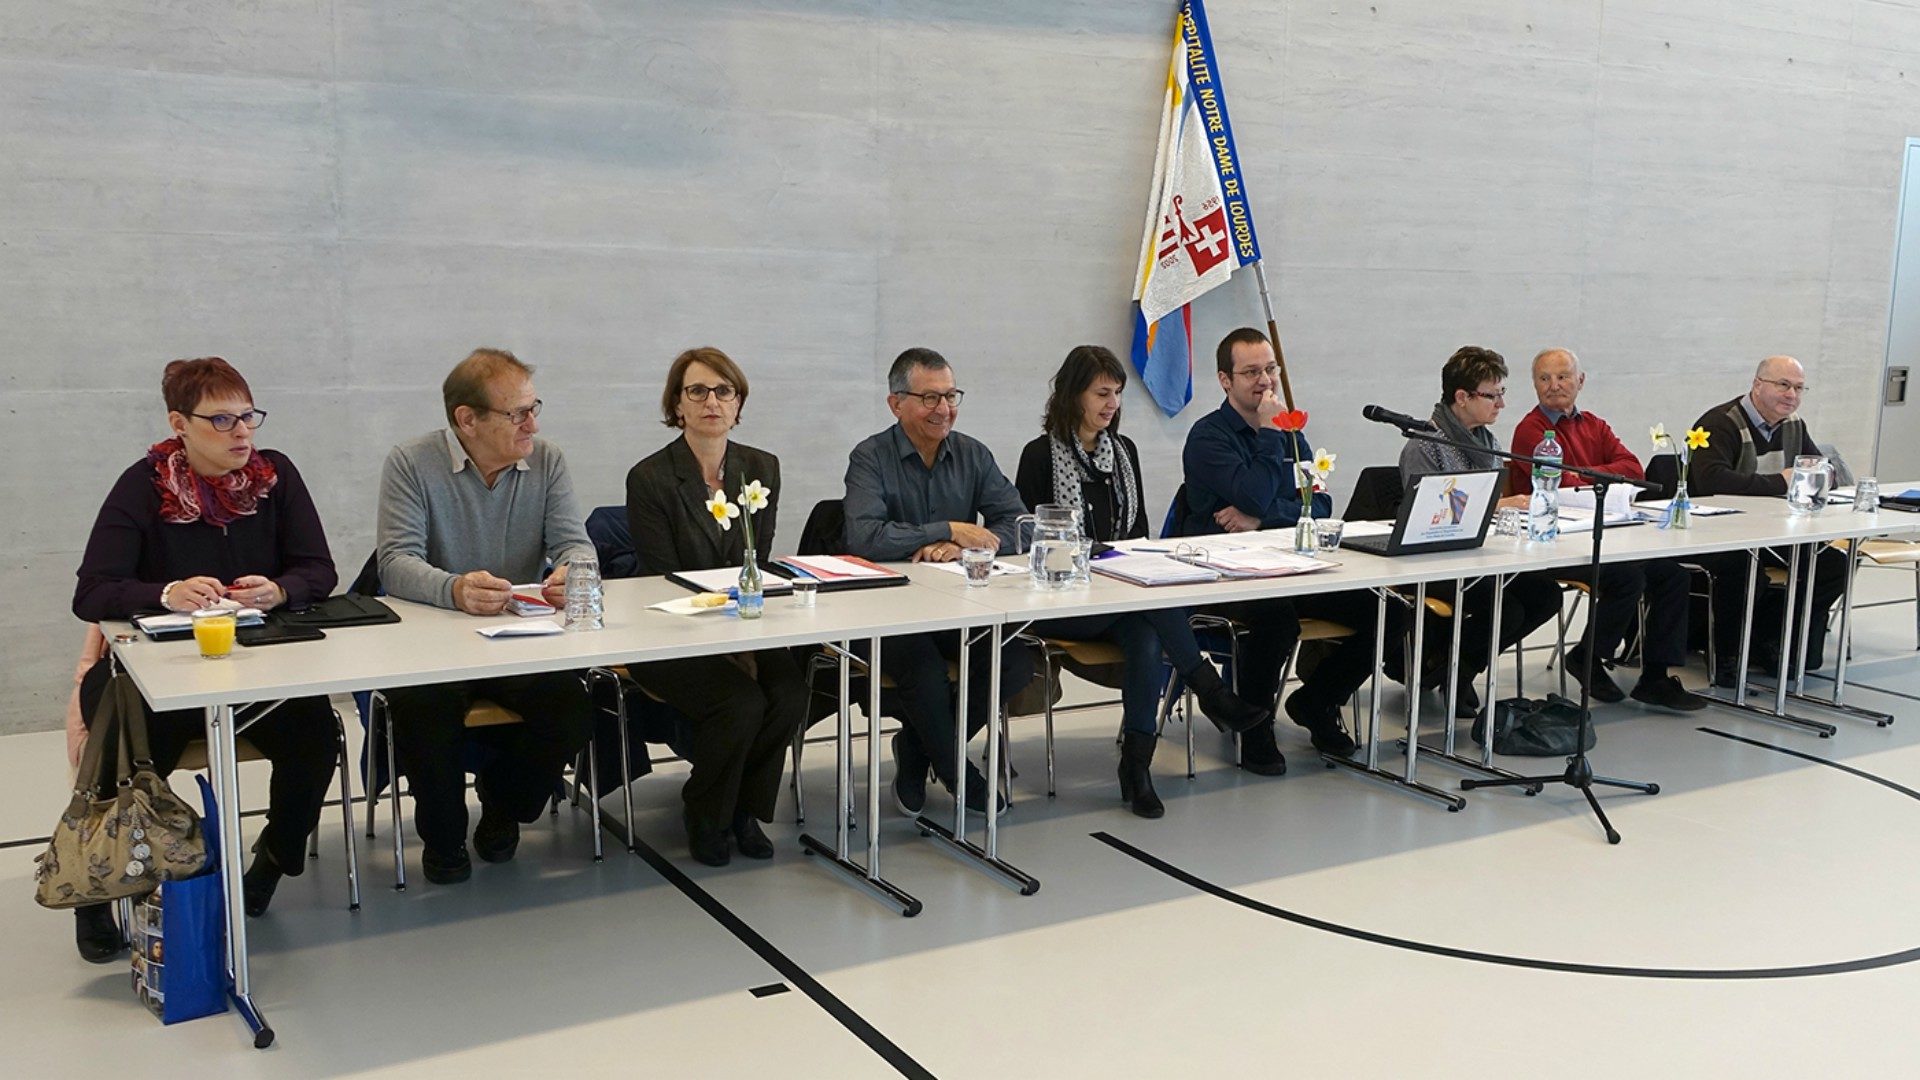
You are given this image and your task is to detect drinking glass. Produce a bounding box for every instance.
[960,547,996,586]
[1314,517,1345,551]
[191,609,237,659]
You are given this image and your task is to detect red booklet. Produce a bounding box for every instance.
[771,554,910,591]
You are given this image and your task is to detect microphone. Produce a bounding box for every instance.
[1362,404,1438,433]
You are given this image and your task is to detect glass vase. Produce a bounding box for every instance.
[1670,480,1692,530]
[736,549,764,619]
[1293,517,1316,554]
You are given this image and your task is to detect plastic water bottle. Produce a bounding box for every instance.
[1528,429,1562,542]
[565,553,603,631]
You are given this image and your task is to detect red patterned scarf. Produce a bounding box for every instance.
[147,436,277,527]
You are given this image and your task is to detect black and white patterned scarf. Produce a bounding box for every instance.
[1049,431,1139,540]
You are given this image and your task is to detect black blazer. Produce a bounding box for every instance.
[625,438,781,576]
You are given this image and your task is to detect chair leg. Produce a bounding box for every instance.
[791,721,807,825]
[363,700,379,841]
[1703,572,1717,678]
[585,728,603,863]
[1555,594,1573,698]
[611,675,637,853]
[331,710,362,912]
[377,694,406,892]
[1041,649,1058,799]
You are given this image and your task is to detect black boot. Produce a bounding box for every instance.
[1117,731,1165,819]
[242,844,285,918]
[74,903,125,964]
[1184,663,1272,734]
[1238,721,1288,777]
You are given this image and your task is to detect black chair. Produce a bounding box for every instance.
[1343,465,1406,522]
[1644,453,1681,500]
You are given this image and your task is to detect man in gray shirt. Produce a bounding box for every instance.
[843,347,1033,816]
[376,348,596,885]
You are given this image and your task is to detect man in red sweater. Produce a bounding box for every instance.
[1510,349,1703,711]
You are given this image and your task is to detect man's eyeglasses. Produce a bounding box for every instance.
[682,383,739,402]
[1466,389,1507,403]
[896,389,966,409]
[1233,364,1281,380]
[480,400,543,425]
[1757,377,1810,394]
[187,409,268,432]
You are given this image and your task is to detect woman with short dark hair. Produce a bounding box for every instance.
[1014,346,1272,818]
[68,357,339,960]
[625,347,806,866]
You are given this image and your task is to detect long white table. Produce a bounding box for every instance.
[106,573,1007,1045]
[103,495,1920,1046]
[908,496,1920,809]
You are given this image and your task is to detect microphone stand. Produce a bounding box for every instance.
[1391,425,1660,844]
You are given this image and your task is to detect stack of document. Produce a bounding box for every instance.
[1179,546,1336,578]
[772,555,908,590]
[135,607,264,637]
[1091,553,1221,586]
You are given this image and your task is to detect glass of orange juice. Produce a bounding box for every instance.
[191,608,238,659]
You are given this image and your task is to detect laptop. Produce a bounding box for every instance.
[1341,469,1502,556]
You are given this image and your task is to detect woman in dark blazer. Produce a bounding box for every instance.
[1013,346,1272,819]
[625,347,807,866]
[68,357,338,960]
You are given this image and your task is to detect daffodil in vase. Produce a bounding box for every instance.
[705,478,773,618]
[1650,423,1710,529]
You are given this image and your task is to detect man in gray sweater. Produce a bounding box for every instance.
[376,348,597,885]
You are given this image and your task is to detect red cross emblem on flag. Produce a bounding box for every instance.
[1184,206,1230,276]
[1158,195,1232,277]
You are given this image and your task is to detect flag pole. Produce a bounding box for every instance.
[1252,260,1296,411]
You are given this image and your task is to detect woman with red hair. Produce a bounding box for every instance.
[68,358,338,961]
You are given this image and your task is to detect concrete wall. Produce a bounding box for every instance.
[5,0,1914,733]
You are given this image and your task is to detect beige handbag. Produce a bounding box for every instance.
[34,671,207,909]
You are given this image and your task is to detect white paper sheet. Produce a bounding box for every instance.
[476,620,565,637]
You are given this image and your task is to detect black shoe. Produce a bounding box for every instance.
[421,844,473,885]
[472,805,520,864]
[74,904,125,964]
[1185,664,1273,734]
[242,845,284,918]
[1453,679,1481,721]
[1117,731,1165,819]
[686,811,731,867]
[731,814,775,860]
[892,732,929,819]
[954,762,1009,814]
[1564,647,1625,704]
[1284,692,1358,756]
[1237,722,1287,777]
[1631,675,1708,713]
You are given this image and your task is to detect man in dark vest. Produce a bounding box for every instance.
[1688,355,1848,685]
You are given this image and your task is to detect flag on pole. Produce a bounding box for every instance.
[1129,0,1263,416]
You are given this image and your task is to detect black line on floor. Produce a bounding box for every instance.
[1094,816,1920,979]
[1695,726,1920,799]
[623,832,933,1079]
[749,982,791,998]
[1801,672,1920,704]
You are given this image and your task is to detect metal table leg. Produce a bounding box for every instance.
[916,623,1040,895]
[204,703,274,1048]
[1777,538,1893,726]
[798,637,922,916]
[1802,537,1898,724]
[1326,584,1466,810]
[1417,573,1541,791]
[1703,546,1839,736]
